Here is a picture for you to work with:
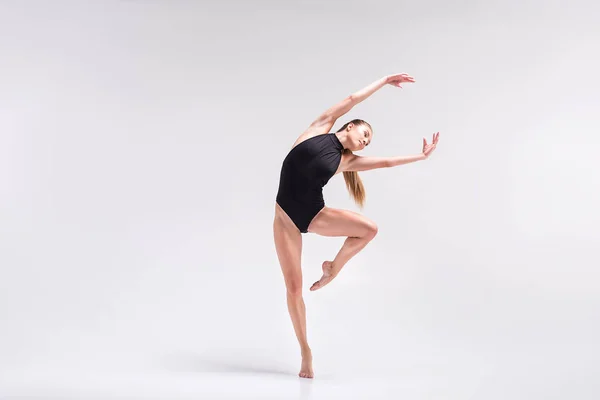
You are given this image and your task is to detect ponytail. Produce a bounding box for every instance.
[336,119,371,209]
[342,149,366,209]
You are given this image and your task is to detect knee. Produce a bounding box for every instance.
[364,221,378,240]
[286,280,303,297]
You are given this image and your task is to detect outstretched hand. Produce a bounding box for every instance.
[422,132,439,158]
[386,73,415,88]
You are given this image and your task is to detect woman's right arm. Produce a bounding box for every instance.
[348,76,389,105]
[309,73,414,130]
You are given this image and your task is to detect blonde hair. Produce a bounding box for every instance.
[336,119,371,209]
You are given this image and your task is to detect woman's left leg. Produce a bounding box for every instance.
[306,206,378,291]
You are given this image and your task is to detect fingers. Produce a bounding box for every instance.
[423,132,440,150]
[395,73,415,81]
[422,133,439,157]
[389,73,415,83]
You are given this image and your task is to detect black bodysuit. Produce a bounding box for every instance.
[276,133,344,233]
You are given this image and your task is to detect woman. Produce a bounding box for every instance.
[273,73,439,378]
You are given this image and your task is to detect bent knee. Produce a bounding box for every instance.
[364,221,378,239]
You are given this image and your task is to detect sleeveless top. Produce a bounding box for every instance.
[276,133,345,211]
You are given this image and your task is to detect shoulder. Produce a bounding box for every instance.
[335,150,355,174]
[291,126,329,148]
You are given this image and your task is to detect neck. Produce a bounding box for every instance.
[334,132,348,150]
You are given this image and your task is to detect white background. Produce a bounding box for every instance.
[1,1,598,398]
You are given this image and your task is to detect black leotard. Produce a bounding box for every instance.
[276,133,344,233]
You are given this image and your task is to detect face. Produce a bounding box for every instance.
[346,122,373,151]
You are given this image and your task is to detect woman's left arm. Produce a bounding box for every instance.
[345,153,426,172]
[344,132,439,172]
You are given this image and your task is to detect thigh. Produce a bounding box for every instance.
[273,203,303,292]
[307,206,378,238]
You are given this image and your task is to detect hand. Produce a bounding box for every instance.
[385,73,415,88]
[422,132,439,158]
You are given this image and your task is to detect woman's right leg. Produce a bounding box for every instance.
[273,202,313,378]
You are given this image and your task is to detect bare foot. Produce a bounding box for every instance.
[299,349,314,378]
[310,261,338,291]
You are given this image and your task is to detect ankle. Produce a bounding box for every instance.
[330,264,341,276]
[301,347,312,356]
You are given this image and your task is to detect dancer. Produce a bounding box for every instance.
[273,73,439,378]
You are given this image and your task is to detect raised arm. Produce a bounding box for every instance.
[307,73,415,134]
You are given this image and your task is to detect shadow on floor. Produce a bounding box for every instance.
[158,351,297,378]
